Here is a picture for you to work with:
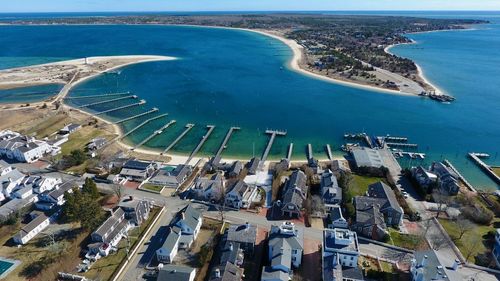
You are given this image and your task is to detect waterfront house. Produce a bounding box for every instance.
[0,130,53,163]
[224,180,255,209]
[227,161,243,178]
[149,165,192,189]
[119,159,157,181]
[157,265,196,281]
[246,157,261,175]
[86,137,107,151]
[91,208,128,247]
[430,162,460,195]
[13,213,50,245]
[366,182,403,226]
[59,123,81,135]
[280,170,308,218]
[117,196,151,226]
[328,205,348,229]
[331,159,350,174]
[321,170,342,210]
[322,228,363,281]
[411,166,438,192]
[351,147,384,169]
[261,222,303,281]
[493,229,500,269]
[156,205,203,263]
[192,173,225,202]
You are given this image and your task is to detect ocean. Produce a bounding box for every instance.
[0,11,498,189]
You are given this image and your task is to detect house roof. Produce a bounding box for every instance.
[160,226,181,252]
[176,204,202,232]
[227,180,249,197]
[330,205,344,221]
[120,168,147,178]
[227,223,257,245]
[123,159,153,171]
[261,266,289,281]
[268,223,304,251]
[354,196,386,228]
[413,250,450,281]
[157,265,195,281]
[19,214,48,238]
[282,170,308,208]
[342,266,364,280]
[351,147,384,168]
[93,208,125,239]
[47,181,75,201]
[210,262,242,281]
[367,182,401,212]
[0,169,25,187]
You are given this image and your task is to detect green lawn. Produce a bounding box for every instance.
[388,228,425,251]
[24,114,68,138]
[60,126,112,156]
[348,175,384,197]
[141,183,164,193]
[438,218,497,265]
[493,167,500,178]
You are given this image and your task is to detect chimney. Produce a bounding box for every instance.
[215,268,221,278]
[245,222,250,230]
[229,243,233,251]
[451,259,459,270]
[435,267,443,280]
[420,255,428,267]
[181,212,185,220]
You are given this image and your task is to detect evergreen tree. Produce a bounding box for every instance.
[82,178,99,200]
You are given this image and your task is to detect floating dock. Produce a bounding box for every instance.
[260,129,287,167]
[76,95,137,108]
[185,125,216,165]
[386,142,418,148]
[131,120,176,151]
[326,144,333,160]
[384,136,408,142]
[94,99,146,116]
[114,108,159,124]
[119,113,168,140]
[64,92,130,100]
[286,143,294,161]
[211,127,240,166]
[162,124,195,155]
[468,153,500,184]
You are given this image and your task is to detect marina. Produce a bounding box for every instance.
[94,99,146,116]
[468,153,500,185]
[161,124,195,155]
[64,92,130,100]
[185,125,216,165]
[114,108,159,124]
[131,120,176,151]
[75,95,137,108]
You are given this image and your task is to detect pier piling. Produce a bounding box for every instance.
[260,129,287,169]
[468,153,500,184]
[211,127,240,166]
[131,120,176,151]
[114,108,159,124]
[76,95,136,108]
[185,125,216,165]
[119,113,168,140]
[94,99,146,116]
[161,124,195,155]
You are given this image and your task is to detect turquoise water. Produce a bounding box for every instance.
[0,13,499,189]
[0,259,14,276]
[0,83,63,103]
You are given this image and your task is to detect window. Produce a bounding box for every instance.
[351,256,354,260]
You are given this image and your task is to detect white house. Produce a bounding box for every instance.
[41,181,75,206]
[224,180,255,209]
[0,168,26,198]
[328,205,348,229]
[156,226,182,263]
[0,130,53,163]
[13,213,50,245]
[13,186,33,199]
[157,265,196,281]
[91,208,129,248]
[192,173,224,202]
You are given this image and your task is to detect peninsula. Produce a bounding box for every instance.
[2,14,487,99]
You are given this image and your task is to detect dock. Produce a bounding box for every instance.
[119,113,168,140]
[307,144,313,160]
[94,99,146,116]
[64,92,130,100]
[386,142,418,148]
[211,127,240,166]
[260,129,287,167]
[161,124,195,155]
[114,108,159,124]
[286,143,294,161]
[326,144,333,160]
[468,153,500,184]
[384,136,408,142]
[443,159,477,193]
[76,95,137,108]
[185,125,216,165]
[131,120,176,151]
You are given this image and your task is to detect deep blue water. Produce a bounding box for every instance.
[0,83,63,103]
[0,12,498,189]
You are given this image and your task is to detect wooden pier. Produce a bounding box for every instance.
[287,143,294,161]
[468,153,500,184]
[384,136,408,142]
[76,95,137,108]
[185,125,216,165]
[307,144,313,160]
[64,92,130,100]
[114,108,159,124]
[326,144,333,160]
[443,159,477,193]
[161,124,195,155]
[211,127,240,166]
[119,113,168,140]
[131,120,176,151]
[260,129,287,167]
[94,99,146,116]
[386,142,418,148]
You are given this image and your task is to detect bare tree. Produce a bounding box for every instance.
[432,189,449,218]
[112,184,122,200]
[463,235,482,262]
[455,217,473,241]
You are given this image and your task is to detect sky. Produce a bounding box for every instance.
[1,0,499,13]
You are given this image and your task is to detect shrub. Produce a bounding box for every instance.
[462,205,494,225]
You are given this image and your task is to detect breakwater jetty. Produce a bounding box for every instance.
[468,153,500,185]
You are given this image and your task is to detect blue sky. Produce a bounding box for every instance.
[1,0,499,13]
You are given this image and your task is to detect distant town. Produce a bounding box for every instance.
[0,100,499,281]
